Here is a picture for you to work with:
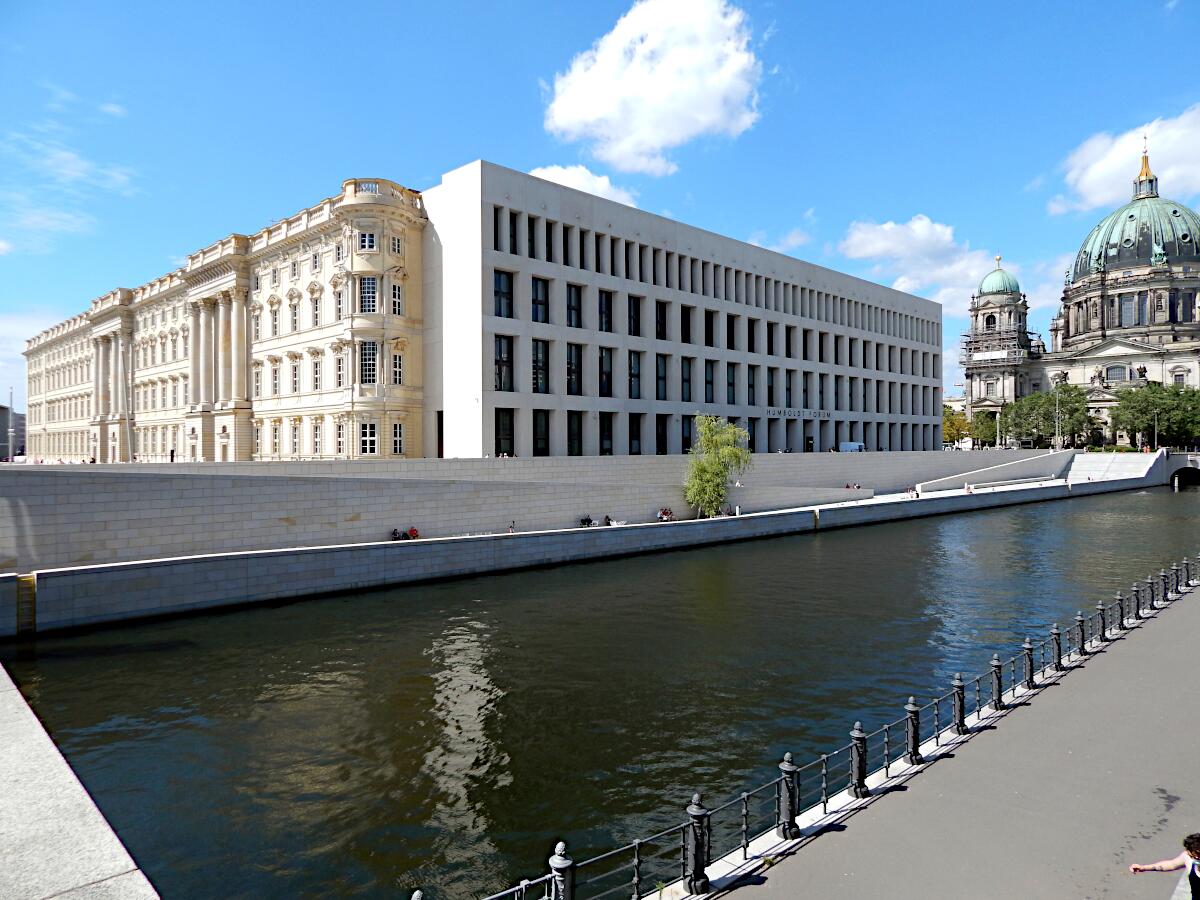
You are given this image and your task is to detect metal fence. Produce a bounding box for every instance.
[475,554,1197,900]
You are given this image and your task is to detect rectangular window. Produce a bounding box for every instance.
[290,305,299,332]
[747,366,756,405]
[312,298,321,327]
[509,211,518,255]
[495,408,515,457]
[359,232,376,251]
[392,422,404,455]
[533,409,550,457]
[680,306,693,344]
[271,268,279,286]
[391,284,404,316]
[599,411,614,456]
[768,369,776,407]
[359,276,377,313]
[360,422,377,455]
[527,215,538,258]
[532,277,550,323]
[767,323,776,356]
[628,350,642,399]
[655,300,669,340]
[727,363,737,404]
[545,221,554,263]
[291,422,300,455]
[271,365,280,396]
[253,275,261,292]
[656,353,668,401]
[532,339,550,394]
[656,414,669,455]
[494,335,514,391]
[290,260,298,279]
[599,346,613,397]
[253,314,261,341]
[335,244,343,263]
[313,422,322,455]
[291,363,299,393]
[392,353,403,386]
[681,357,692,403]
[253,369,262,398]
[272,424,280,454]
[336,423,345,454]
[390,235,402,254]
[628,296,642,336]
[335,291,344,320]
[704,360,715,403]
[311,252,320,273]
[313,360,322,391]
[360,341,378,385]
[704,310,716,347]
[747,319,757,354]
[567,284,583,328]
[336,356,345,388]
[494,271,514,318]
[599,290,613,332]
[682,415,694,452]
[567,343,583,395]
[271,308,279,337]
[628,413,643,455]
[785,371,793,408]
[727,314,737,350]
[254,426,261,455]
[567,410,583,456]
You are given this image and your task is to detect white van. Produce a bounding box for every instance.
[838,442,866,452]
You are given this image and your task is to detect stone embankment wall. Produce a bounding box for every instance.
[916,449,1080,492]
[0,451,1040,572]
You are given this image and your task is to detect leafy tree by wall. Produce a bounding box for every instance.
[683,416,752,517]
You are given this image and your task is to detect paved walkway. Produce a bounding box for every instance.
[0,664,157,899]
[722,585,1199,900]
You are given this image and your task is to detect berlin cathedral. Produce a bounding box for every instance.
[963,151,1200,440]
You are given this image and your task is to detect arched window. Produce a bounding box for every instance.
[985,314,997,331]
[1105,365,1126,382]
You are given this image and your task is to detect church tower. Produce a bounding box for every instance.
[962,256,1030,424]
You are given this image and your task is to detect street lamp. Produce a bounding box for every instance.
[1054,386,1061,451]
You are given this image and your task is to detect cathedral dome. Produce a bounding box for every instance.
[978,257,1020,296]
[1071,152,1200,281]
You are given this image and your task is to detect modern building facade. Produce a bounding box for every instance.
[964,151,1200,438]
[26,161,944,461]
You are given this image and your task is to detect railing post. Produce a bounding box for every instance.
[1051,624,1063,671]
[1022,637,1035,689]
[1095,601,1107,641]
[904,696,923,765]
[1161,568,1171,602]
[990,653,1004,710]
[776,753,800,839]
[411,892,422,900]
[1131,584,1142,620]
[952,672,968,734]
[1185,557,1193,587]
[1172,563,1181,595]
[1145,576,1157,609]
[1115,593,1126,630]
[1076,610,1087,654]
[849,721,870,799]
[549,841,575,900]
[685,794,711,894]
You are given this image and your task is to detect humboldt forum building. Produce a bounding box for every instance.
[25,161,943,462]
[964,151,1200,437]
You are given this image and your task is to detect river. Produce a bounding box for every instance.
[3,487,1196,898]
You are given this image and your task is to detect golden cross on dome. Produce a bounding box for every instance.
[995,254,1002,268]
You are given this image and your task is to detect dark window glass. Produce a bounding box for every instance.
[628,296,642,336]
[656,300,669,340]
[681,357,692,403]
[767,323,776,356]
[567,410,583,456]
[727,363,737,404]
[767,369,776,407]
[704,310,715,347]
[545,221,554,263]
[494,271,514,318]
[629,413,643,455]
[567,285,583,328]
[785,326,794,357]
[495,408,514,457]
[493,206,502,251]
[494,335,514,391]
[628,351,641,399]
[747,320,756,354]
[508,212,518,256]
[599,412,613,456]
[567,343,583,396]
[533,409,550,456]
[747,417,757,452]
[532,339,550,394]
[748,366,757,405]
[682,415,694,452]
[785,371,793,408]
[599,290,613,332]
[532,277,550,323]
[599,347,613,397]
[680,306,693,343]
[726,314,737,350]
[704,360,715,403]
[656,353,668,401]
[527,215,537,258]
[655,414,669,455]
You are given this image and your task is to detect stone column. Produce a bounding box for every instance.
[198,299,214,407]
[113,332,126,415]
[98,338,111,416]
[188,303,201,408]
[231,291,246,402]
[216,295,231,404]
[90,340,101,418]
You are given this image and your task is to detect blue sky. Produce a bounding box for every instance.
[3,0,1198,411]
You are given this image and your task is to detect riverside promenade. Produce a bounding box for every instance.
[727,575,1199,899]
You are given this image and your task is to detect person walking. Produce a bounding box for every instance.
[1130,832,1200,897]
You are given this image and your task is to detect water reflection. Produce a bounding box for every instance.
[3,488,1198,898]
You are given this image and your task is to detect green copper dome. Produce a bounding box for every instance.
[978,258,1020,296]
[1071,153,1200,281]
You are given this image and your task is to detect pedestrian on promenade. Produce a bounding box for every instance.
[1129,832,1200,896]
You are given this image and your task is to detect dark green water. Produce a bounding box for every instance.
[3,488,1197,898]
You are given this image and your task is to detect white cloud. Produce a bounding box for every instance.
[839,214,995,317]
[528,164,638,206]
[13,205,94,235]
[748,226,811,254]
[98,102,127,117]
[0,239,11,255]
[1049,103,1200,213]
[544,0,761,175]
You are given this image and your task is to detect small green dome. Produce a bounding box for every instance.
[978,258,1020,296]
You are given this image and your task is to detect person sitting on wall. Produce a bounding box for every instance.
[391,529,403,541]
[603,515,613,526]
[407,526,419,540]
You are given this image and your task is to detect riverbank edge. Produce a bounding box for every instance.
[0,470,1158,639]
[0,663,158,899]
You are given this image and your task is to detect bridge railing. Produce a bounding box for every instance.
[477,553,1198,900]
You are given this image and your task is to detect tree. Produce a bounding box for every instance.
[997,386,1093,447]
[969,412,997,447]
[1110,383,1200,448]
[942,405,969,445]
[684,416,752,517]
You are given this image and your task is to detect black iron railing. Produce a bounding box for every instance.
[475,553,1197,900]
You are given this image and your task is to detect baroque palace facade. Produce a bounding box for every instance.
[964,151,1200,439]
[26,161,944,461]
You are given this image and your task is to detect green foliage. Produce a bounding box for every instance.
[1109,383,1200,447]
[968,413,997,446]
[942,405,969,444]
[683,415,752,517]
[997,386,1093,446]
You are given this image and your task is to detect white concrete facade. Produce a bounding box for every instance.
[423,161,943,458]
[26,162,942,461]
